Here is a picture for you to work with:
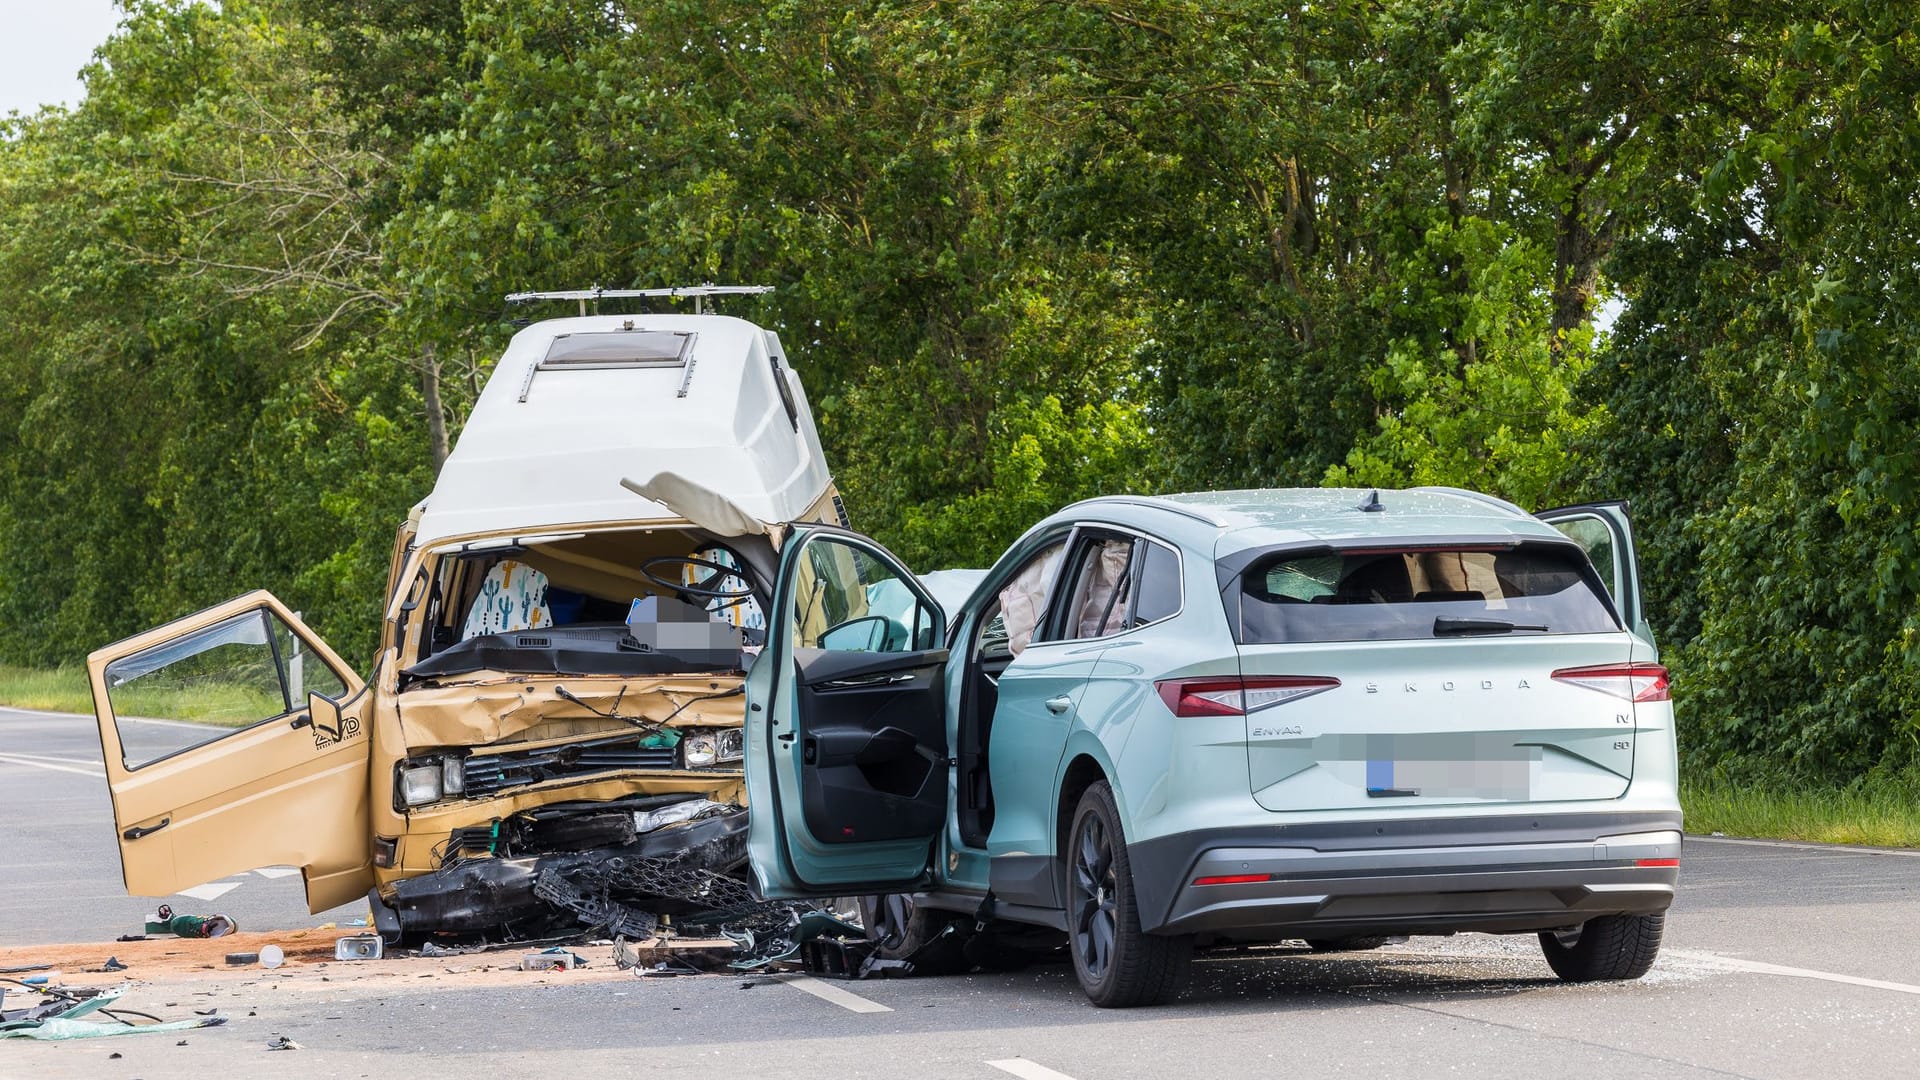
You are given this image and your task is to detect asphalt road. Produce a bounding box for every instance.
[0,705,361,943]
[5,703,1920,1078]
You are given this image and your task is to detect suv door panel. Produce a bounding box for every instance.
[796,646,948,844]
[745,529,950,897]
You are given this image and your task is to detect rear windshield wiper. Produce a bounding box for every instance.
[1432,616,1549,636]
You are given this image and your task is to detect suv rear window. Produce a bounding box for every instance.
[1234,543,1619,644]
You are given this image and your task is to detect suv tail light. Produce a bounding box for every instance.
[1551,662,1670,702]
[1156,676,1340,717]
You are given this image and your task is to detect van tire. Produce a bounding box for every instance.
[1065,781,1192,1007]
[1538,913,1665,981]
[856,894,969,975]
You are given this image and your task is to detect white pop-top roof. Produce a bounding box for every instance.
[413,313,833,547]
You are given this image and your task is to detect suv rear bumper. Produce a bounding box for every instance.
[1128,810,1682,938]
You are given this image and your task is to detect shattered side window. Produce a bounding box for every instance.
[1264,553,1343,602]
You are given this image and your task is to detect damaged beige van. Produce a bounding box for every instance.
[87,288,849,940]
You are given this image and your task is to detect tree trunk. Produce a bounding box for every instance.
[421,343,449,470]
[1549,179,1612,363]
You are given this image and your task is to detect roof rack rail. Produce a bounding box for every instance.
[504,284,774,316]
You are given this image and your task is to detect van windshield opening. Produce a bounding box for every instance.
[1234,543,1619,645]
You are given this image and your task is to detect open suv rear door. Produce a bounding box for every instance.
[1536,501,1653,649]
[86,590,375,913]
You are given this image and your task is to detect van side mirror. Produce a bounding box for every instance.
[305,691,344,741]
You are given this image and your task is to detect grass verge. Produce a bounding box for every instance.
[0,664,266,726]
[1681,778,1920,848]
[0,664,97,716]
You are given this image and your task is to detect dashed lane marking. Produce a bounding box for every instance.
[775,973,893,1013]
[987,1060,1080,1080]
[1665,949,1920,996]
[176,881,243,903]
[0,751,101,766]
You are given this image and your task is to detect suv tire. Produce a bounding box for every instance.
[1066,781,1192,1007]
[1538,913,1665,981]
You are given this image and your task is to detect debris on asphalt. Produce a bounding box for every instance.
[521,948,585,971]
[266,1035,302,1051]
[333,935,382,961]
[0,983,229,1041]
[224,952,260,966]
[146,906,237,939]
[259,945,285,969]
[90,957,128,973]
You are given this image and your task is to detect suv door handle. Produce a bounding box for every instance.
[123,818,169,841]
[1044,696,1073,715]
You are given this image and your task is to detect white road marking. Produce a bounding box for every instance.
[0,703,223,732]
[253,867,301,879]
[1687,834,1920,858]
[176,881,242,902]
[1666,949,1920,996]
[0,751,102,767]
[0,752,101,777]
[775,973,893,1013]
[987,1060,1080,1080]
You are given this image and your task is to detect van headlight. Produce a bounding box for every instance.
[398,763,442,807]
[397,756,465,808]
[680,728,744,768]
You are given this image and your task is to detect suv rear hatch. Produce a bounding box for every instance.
[1221,542,1651,812]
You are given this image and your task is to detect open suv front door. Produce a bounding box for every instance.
[86,590,376,913]
[745,527,950,897]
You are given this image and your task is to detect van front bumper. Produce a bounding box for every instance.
[1127,810,1682,938]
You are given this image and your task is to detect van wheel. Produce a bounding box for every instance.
[856,894,969,975]
[1066,781,1192,1007]
[1538,913,1665,981]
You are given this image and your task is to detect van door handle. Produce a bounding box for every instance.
[123,818,169,841]
[1045,696,1073,715]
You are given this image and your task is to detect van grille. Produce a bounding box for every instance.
[460,733,679,798]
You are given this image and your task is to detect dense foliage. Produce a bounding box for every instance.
[1,1,1915,787]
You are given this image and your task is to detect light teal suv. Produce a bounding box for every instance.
[744,488,1680,1006]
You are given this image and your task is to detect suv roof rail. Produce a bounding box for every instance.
[504,284,774,316]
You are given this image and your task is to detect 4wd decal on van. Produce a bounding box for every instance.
[313,713,362,750]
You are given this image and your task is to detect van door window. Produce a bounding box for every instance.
[103,607,347,769]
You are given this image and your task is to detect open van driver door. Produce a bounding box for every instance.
[86,590,376,912]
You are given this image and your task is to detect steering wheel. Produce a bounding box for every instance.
[641,555,757,601]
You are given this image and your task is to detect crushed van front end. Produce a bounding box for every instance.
[364,671,754,938]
